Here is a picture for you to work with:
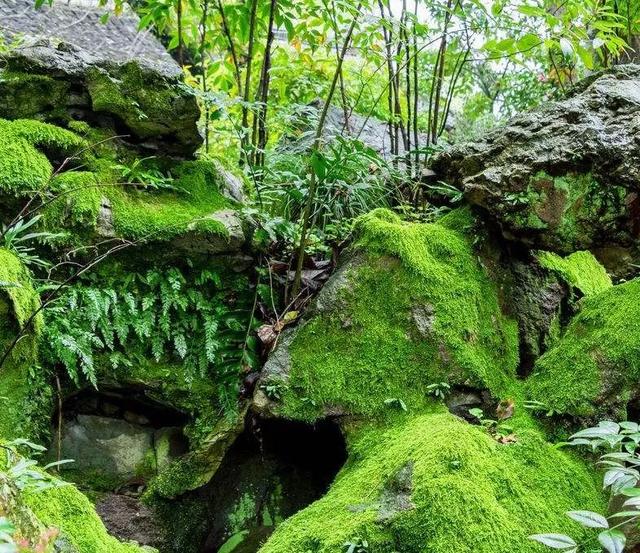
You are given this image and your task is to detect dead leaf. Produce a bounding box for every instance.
[496,399,515,421]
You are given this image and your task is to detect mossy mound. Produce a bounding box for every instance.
[0,118,86,197]
[262,208,519,420]
[0,248,51,441]
[259,411,604,553]
[527,278,640,418]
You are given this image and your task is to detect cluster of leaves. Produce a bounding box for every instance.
[111,157,175,191]
[42,266,258,398]
[532,420,640,553]
[469,400,515,443]
[2,216,62,270]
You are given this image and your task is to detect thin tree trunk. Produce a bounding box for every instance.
[177,0,184,66]
[402,0,412,174]
[329,0,351,133]
[216,0,243,95]
[293,4,362,296]
[240,0,258,165]
[253,0,277,170]
[412,0,419,170]
[378,0,396,158]
[430,0,453,145]
[200,0,210,153]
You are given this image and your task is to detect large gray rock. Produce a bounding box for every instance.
[60,414,154,481]
[431,65,640,263]
[0,0,180,77]
[0,15,201,158]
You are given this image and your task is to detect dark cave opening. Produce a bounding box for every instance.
[196,414,348,553]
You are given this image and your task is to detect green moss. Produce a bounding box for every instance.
[0,249,49,441]
[507,172,628,251]
[278,208,519,420]
[86,63,196,141]
[527,278,640,417]
[0,70,69,121]
[260,411,604,553]
[106,160,231,241]
[0,119,86,196]
[24,483,150,552]
[536,250,612,297]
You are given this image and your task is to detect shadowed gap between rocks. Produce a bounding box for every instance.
[194,414,347,553]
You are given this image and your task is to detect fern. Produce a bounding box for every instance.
[42,266,258,409]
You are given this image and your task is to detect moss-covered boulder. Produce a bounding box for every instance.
[527,277,640,419]
[431,65,640,271]
[259,411,604,553]
[255,208,520,420]
[0,38,200,158]
[0,118,246,254]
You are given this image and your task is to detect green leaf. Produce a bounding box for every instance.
[529,534,577,549]
[559,38,574,57]
[598,529,625,553]
[566,511,608,529]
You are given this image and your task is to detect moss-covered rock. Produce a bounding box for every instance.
[430,66,640,270]
[0,248,51,441]
[507,249,612,373]
[527,278,640,419]
[0,39,200,158]
[0,118,245,254]
[256,208,519,420]
[259,411,604,553]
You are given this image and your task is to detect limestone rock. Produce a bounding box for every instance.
[431,65,640,263]
[171,209,246,255]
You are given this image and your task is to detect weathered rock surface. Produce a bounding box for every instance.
[60,415,154,482]
[431,65,640,264]
[0,0,180,77]
[0,38,201,157]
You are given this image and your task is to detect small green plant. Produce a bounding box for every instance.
[524,400,560,417]
[384,398,408,412]
[531,420,640,552]
[2,215,62,269]
[0,517,17,553]
[261,380,288,401]
[426,382,451,401]
[1,438,73,493]
[113,157,173,190]
[469,406,515,443]
[343,538,369,553]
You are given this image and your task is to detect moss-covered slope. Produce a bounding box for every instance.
[527,277,640,418]
[260,411,604,553]
[0,248,48,440]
